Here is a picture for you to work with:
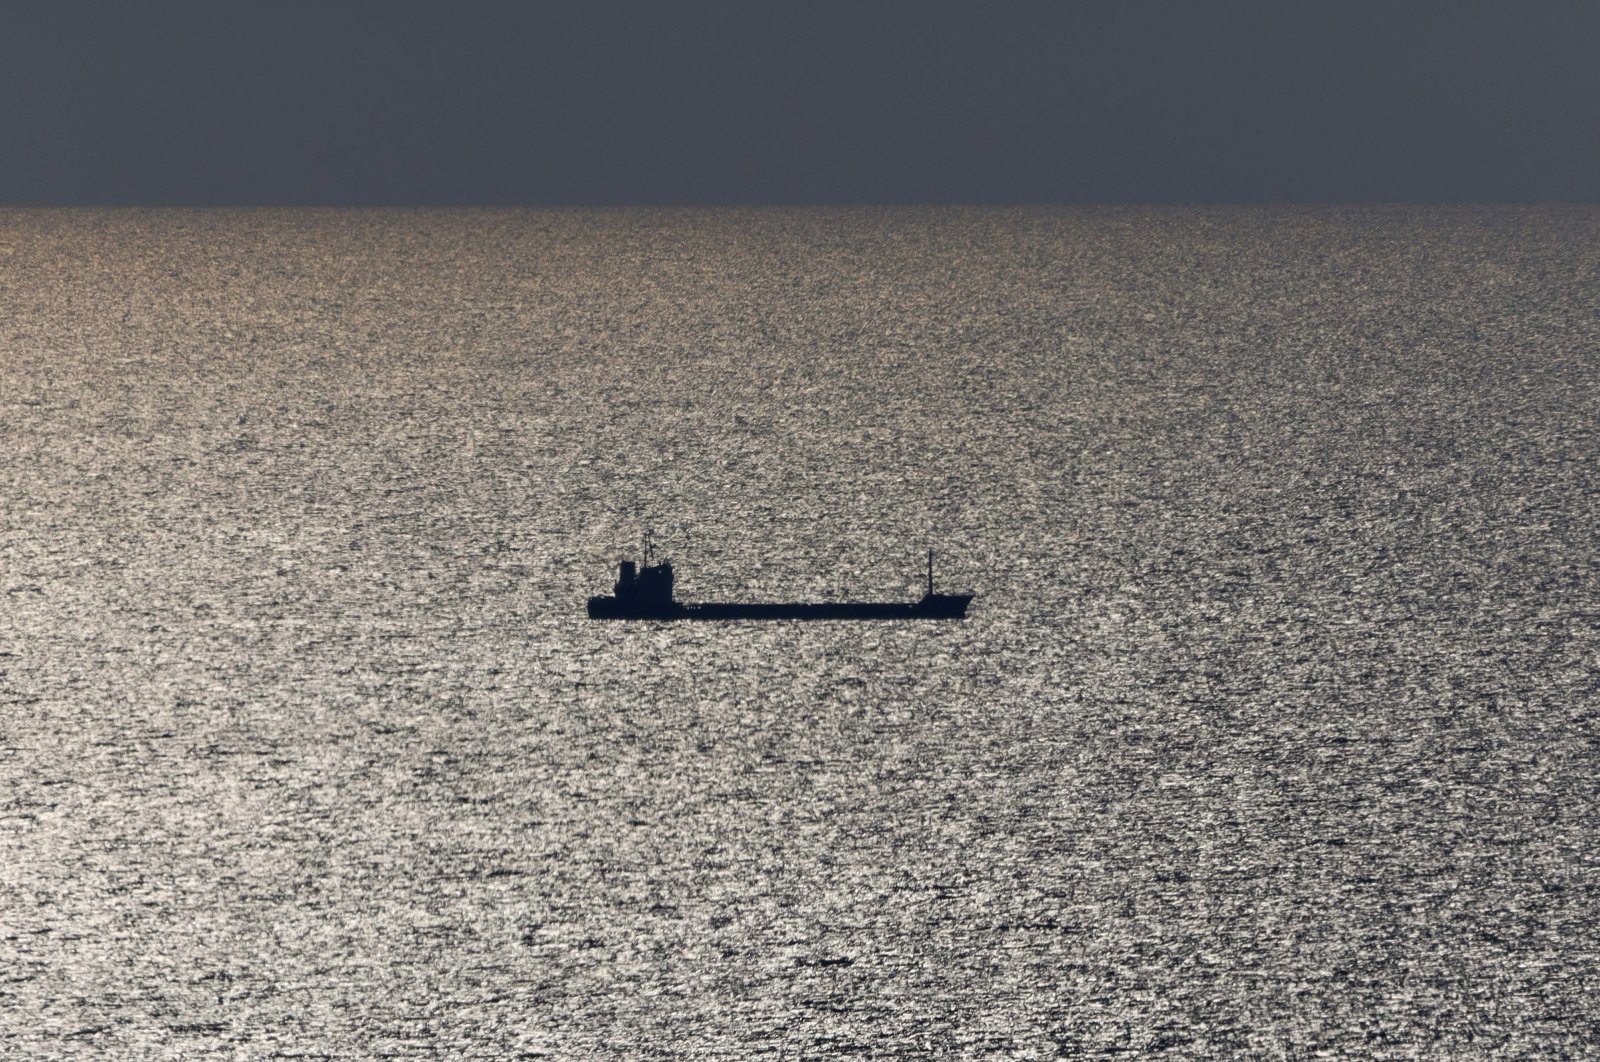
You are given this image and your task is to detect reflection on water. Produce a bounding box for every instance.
[1,207,1596,1056]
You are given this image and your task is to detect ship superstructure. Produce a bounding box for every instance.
[591,532,684,618]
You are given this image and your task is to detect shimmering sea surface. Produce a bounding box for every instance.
[1,207,1597,1058]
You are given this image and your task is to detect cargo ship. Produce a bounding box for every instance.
[587,537,973,620]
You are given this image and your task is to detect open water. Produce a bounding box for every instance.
[1,207,1597,1058]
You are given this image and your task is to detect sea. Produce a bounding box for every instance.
[1,206,1596,1058]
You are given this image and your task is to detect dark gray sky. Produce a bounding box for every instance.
[4,0,1597,204]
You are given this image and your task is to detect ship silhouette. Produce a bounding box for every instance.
[587,535,973,620]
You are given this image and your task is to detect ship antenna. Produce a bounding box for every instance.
[928,548,934,596]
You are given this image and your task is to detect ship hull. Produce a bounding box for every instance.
[587,594,972,621]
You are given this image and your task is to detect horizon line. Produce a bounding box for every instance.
[2,198,1595,210]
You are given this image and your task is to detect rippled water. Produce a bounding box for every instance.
[1,207,1597,1057]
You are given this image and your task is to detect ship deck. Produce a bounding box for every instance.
[587,595,973,620]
